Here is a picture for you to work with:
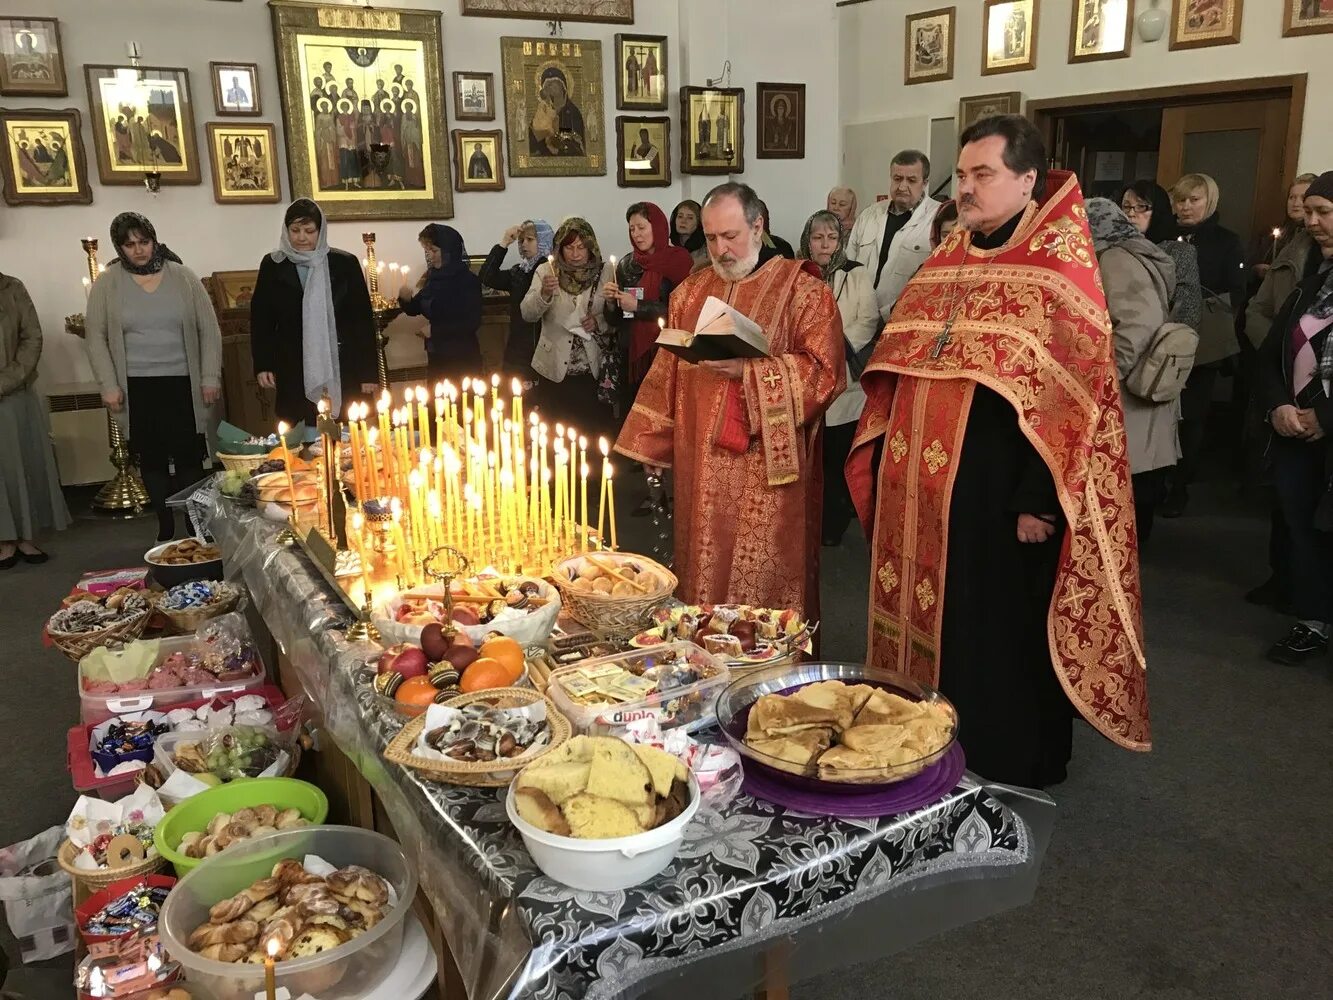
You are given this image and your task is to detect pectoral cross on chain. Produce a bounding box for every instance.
[930,319,954,359]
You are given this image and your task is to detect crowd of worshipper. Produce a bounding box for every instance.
[4,115,1331,789]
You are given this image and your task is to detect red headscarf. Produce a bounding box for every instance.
[626,203,694,382]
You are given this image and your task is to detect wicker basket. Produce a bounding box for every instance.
[550,553,677,637]
[47,608,152,663]
[383,687,570,787]
[216,452,269,475]
[57,838,167,906]
[158,586,242,634]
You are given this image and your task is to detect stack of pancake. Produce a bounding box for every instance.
[744,680,954,782]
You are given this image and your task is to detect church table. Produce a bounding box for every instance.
[201,488,1055,1000]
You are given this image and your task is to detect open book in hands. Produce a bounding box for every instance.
[655,296,770,363]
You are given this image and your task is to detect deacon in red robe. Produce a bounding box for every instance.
[847,116,1150,787]
[616,183,845,619]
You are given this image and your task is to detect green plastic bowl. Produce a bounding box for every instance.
[154,777,328,876]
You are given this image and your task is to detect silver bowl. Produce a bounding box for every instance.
[714,661,959,795]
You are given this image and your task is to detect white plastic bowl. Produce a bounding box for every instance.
[506,773,700,891]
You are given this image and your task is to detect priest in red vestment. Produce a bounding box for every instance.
[847,116,1150,787]
[616,182,845,619]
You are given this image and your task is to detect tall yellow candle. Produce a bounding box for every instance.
[490,372,500,411]
[470,487,483,561]
[390,500,410,584]
[553,441,566,554]
[403,387,416,447]
[346,405,366,503]
[485,450,497,559]
[427,491,443,557]
[408,468,425,574]
[276,421,300,525]
[434,393,446,457]
[597,438,610,547]
[540,468,552,563]
[415,385,430,447]
[350,511,372,604]
[580,461,589,554]
[606,462,618,550]
[366,426,382,497]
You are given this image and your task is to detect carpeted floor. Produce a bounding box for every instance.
[1,480,1329,999]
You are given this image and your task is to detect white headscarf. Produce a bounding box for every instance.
[270,211,341,417]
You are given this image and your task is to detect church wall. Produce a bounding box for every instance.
[838,0,1330,200]
[4,0,839,392]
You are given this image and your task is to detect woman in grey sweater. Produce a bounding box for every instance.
[86,213,222,540]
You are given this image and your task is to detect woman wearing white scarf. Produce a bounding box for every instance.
[250,199,377,423]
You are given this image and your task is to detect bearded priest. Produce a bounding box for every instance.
[847,115,1150,787]
[616,182,844,620]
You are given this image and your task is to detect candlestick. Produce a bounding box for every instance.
[580,461,589,554]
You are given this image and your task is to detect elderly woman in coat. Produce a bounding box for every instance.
[0,273,69,567]
[1087,198,1179,545]
[86,212,223,541]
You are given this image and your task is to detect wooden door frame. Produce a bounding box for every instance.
[1027,74,1307,186]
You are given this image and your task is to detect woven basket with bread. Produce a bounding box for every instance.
[550,552,676,637]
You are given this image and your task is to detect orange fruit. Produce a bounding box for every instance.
[459,657,511,693]
[479,636,525,683]
[394,675,438,716]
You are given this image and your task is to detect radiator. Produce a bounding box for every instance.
[47,393,115,486]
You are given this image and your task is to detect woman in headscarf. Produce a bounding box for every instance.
[479,219,554,386]
[250,198,376,425]
[520,217,616,436]
[602,202,693,396]
[86,213,222,541]
[1087,197,1180,546]
[1120,179,1201,330]
[799,210,878,546]
[1164,172,1246,516]
[670,199,708,270]
[399,223,483,386]
[1255,171,1333,666]
[0,272,69,568]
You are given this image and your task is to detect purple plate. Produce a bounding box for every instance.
[742,743,966,818]
[715,662,959,796]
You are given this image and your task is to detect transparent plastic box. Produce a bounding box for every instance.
[545,640,730,736]
[158,825,416,1000]
[79,635,265,724]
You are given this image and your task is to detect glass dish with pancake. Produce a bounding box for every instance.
[715,662,958,794]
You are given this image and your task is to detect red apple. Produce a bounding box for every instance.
[379,643,429,679]
[442,645,480,670]
[451,605,480,627]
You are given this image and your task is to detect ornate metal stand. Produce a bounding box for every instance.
[93,399,151,515]
[363,232,401,391]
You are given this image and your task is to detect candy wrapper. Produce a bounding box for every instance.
[76,569,151,598]
[158,579,240,612]
[194,612,261,677]
[89,712,171,776]
[76,875,176,941]
[163,693,273,733]
[620,716,742,807]
[65,785,164,871]
[415,700,549,765]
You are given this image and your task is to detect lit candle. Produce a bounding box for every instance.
[473,377,486,433]
[485,450,497,558]
[608,255,619,292]
[427,490,443,557]
[82,276,91,301]
[366,425,382,497]
[567,427,578,544]
[490,372,500,410]
[408,468,425,574]
[403,387,416,447]
[264,936,279,1000]
[400,264,412,296]
[553,439,566,554]
[347,403,366,503]
[580,460,589,554]
[376,396,392,489]
[389,262,400,297]
[434,383,446,451]
[606,461,618,550]
[596,437,610,548]
[276,421,300,524]
[470,486,483,560]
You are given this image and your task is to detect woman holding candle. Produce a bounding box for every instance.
[250,199,378,424]
[479,219,555,387]
[521,218,616,437]
[86,213,222,542]
[398,224,483,387]
[602,202,693,405]
[0,272,69,568]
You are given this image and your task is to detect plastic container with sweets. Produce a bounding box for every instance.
[155,777,328,876]
[79,634,265,725]
[68,687,286,801]
[544,640,730,736]
[158,825,416,1000]
[506,772,701,891]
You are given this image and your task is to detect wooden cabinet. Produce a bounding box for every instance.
[208,271,276,436]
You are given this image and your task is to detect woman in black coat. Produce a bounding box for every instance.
[478,219,554,385]
[250,199,377,423]
[1254,171,1333,666]
[399,223,482,386]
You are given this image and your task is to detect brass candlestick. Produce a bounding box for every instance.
[422,546,470,642]
[84,238,151,516]
[363,232,400,391]
[345,597,382,645]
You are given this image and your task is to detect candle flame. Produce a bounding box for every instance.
[420,447,432,463]
[409,468,422,487]
[491,373,500,388]
[511,377,522,396]
[606,462,614,480]
[579,435,587,448]
[277,421,289,435]
[435,396,445,413]
[267,936,281,959]
[434,381,445,397]
[428,492,441,512]
[391,497,403,517]
[415,385,427,403]
[403,387,414,405]
[581,462,589,476]
[555,422,564,436]
[599,436,609,456]
[352,511,364,530]
[658,317,666,329]
[367,427,378,444]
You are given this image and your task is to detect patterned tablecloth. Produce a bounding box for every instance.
[202,490,1056,1000]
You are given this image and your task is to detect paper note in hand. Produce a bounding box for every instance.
[655,296,770,363]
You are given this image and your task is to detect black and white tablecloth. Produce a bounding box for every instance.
[204,489,1051,1000]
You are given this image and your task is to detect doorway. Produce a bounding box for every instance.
[1028,75,1307,248]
